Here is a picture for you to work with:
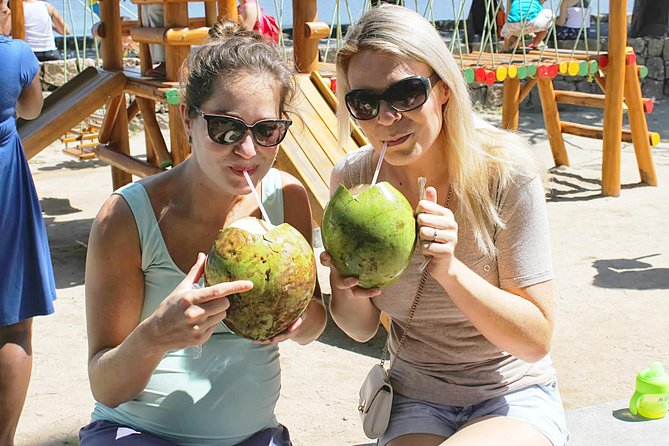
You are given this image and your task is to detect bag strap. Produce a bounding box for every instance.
[380,267,428,379]
[378,186,453,382]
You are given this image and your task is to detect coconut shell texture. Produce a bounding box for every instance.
[205,222,316,341]
[321,182,416,289]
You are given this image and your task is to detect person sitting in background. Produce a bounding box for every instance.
[21,0,69,61]
[140,4,165,77]
[555,0,590,40]
[501,0,553,51]
[238,0,280,43]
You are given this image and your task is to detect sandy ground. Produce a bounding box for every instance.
[14,102,669,446]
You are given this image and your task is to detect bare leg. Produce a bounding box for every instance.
[504,35,518,51]
[533,30,548,45]
[444,415,552,445]
[0,319,33,446]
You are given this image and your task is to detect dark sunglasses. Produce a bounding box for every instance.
[193,107,292,147]
[344,72,442,121]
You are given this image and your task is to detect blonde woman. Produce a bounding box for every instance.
[321,5,568,446]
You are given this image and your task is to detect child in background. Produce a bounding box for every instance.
[555,0,590,40]
[501,0,554,50]
[238,0,280,43]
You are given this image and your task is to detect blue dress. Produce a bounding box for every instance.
[0,36,56,326]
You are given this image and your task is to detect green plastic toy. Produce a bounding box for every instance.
[629,362,669,419]
[164,89,180,105]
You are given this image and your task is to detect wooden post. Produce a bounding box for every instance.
[536,77,569,167]
[136,97,173,169]
[164,2,189,164]
[205,2,217,27]
[10,0,25,40]
[601,0,626,196]
[99,0,131,189]
[292,0,319,74]
[218,0,238,21]
[501,78,520,130]
[624,59,657,186]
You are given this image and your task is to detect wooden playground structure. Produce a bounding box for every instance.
[12,0,659,205]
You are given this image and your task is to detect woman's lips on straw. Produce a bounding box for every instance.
[231,167,256,176]
[385,134,410,146]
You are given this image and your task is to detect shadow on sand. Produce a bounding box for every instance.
[42,209,92,289]
[592,254,669,290]
[36,158,106,172]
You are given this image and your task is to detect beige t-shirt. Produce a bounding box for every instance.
[331,146,556,407]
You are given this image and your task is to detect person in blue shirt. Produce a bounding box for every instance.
[501,0,554,51]
[0,7,56,443]
[79,22,326,446]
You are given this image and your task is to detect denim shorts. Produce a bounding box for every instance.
[379,381,569,446]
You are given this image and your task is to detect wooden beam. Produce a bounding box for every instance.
[518,77,537,103]
[560,121,659,147]
[554,91,607,108]
[164,1,190,164]
[218,0,238,21]
[98,94,124,144]
[10,0,25,40]
[99,0,123,71]
[127,98,140,122]
[310,71,368,147]
[536,77,569,166]
[292,0,320,74]
[601,0,627,197]
[623,60,657,186]
[18,68,127,159]
[124,79,168,102]
[95,144,163,177]
[136,97,173,168]
[204,2,217,26]
[501,78,520,130]
[130,26,209,46]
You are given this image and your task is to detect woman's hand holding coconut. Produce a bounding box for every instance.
[147,252,253,351]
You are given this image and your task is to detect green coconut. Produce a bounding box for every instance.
[205,217,316,341]
[321,182,416,289]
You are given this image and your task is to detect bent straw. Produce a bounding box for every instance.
[243,170,272,225]
[370,142,388,186]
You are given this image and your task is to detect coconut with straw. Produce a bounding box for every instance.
[321,143,416,289]
[204,171,316,341]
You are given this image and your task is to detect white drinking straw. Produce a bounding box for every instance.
[418,176,431,272]
[243,170,272,225]
[370,142,388,187]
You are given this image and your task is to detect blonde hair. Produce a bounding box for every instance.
[336,5,546,257]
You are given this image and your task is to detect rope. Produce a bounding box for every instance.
[66,0,83,70]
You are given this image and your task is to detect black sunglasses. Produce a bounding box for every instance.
[344,72,441,121]
[193,107,292,147]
